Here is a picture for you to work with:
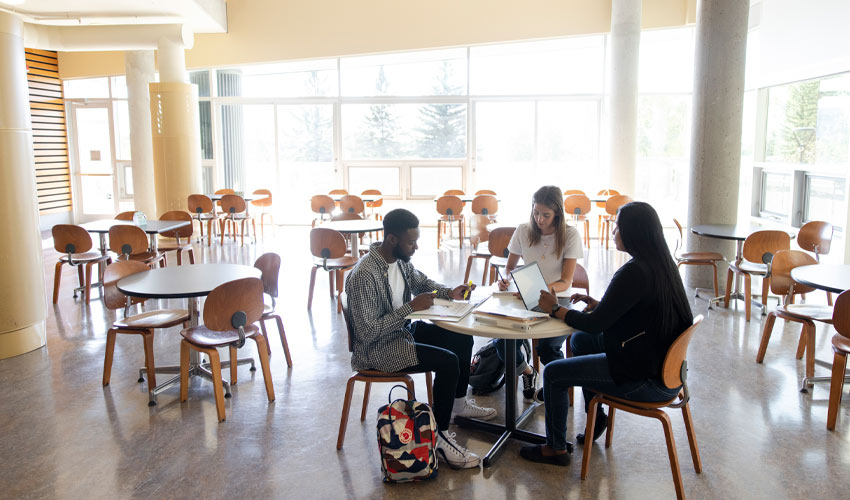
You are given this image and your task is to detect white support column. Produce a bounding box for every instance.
[157,36,187,83]
[685,1,750,288]
[125,50,157,216]
[0,12,47,358]
[608,0,641,195]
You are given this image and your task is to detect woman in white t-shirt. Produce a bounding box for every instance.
[495,185,584,401]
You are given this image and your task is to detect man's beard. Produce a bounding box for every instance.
[392,246,411,262]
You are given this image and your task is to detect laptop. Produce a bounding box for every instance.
[510,261,551,312]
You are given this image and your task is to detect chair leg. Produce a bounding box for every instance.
[337,269,345,314]
[53,261,63,304]
[827,350,847,430]
[464,255,474,283]
[307,266,318,309]
[744,274,752,321]
[482,256,491,286]
[85,262,94,305]
[102,329,117,386]
[795,323,807,360]
[580,397,601,480]
[681,402,703,472]
[761,276,770,314]
[176,250,182,266]
[259,319,272,356]
[180,341,190,402]
[360,381,372,422]
[337,377,357,449]
[188,248,195,265]
[711,262,719,297]
[204,348,226,422]
[253,335,275,402]
[658,411,686,500]
[724,268,733,308]
[425,372,434,407]
[328,268,335,300]
[805,321,816,379]
[142,331,157,392]
[274,314,292,367]
[229,345,238,384]
[605,406,616,448]
[756,313,777,363]
[532,339,540,373]
[827,291,834,306]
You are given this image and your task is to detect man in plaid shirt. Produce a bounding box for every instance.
[345,208,496,469]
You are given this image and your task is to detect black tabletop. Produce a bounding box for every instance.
[80,219,190,234]
[791,264,850,294]
[117,263,261,299]
[691,223,794,241]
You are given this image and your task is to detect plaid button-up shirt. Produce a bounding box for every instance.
[345,242,451,372]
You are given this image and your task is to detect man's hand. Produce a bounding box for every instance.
[538,290,558,314]
[450,283,475,300]
[569,293,599,312]
[410,293,436,311]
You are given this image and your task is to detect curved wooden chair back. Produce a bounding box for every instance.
[573,263,590,294]
[596,188,619,208]
[471,195,498,216]
[115,211,136,221]
[328,189,348,196]
[214,188,235,208]
[203,277,264,333]
[339,195,365,214]
[661,315,703,389]
[108,225,149,256]
[221,194,247,215]
[52,224,94,254]
[362,189,383,209]
[769,250,818,296]
[436,195,463,218]
[310,227,348,259]
[605,195,633,216]
[254,252,281,300]
[251,189,273,207]
[742,230,790,265]
[159,211,194,238]
[797,221,833,259]
[188,194,214,214]
[331,212,362,221]
[470,214,491,247]
[444,189,464,196]
[475,189,497,196]
[832,290,850,339]
[673,218,686,256]
[564,194,591,216]
[311,195,335,216]
[103,260,149,310]
[564,189,586,196]
[488,227,515,259]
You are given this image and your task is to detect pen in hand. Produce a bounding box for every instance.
[463,280,473,300]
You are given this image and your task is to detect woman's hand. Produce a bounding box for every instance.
[569,293,599,312]
[497,278,509,291]
[538,290,558,314]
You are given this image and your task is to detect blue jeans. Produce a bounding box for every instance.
[495,335,568,372]
[542,331,681,451]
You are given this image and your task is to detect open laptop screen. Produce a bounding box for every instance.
[511,261,549,312]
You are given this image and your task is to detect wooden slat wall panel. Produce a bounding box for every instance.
[26,48,72,214]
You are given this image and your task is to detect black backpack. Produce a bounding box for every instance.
[468,339,531,395]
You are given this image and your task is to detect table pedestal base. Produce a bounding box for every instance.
[142,355,256,406]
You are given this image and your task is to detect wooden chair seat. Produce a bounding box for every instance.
[59,251,107,263]
[731,261,767,275]
[181,324,261,347]
[679,251,724,262]
[114,309,190,329]
[779,304,834,322]
[357,369,419,378]
[311,255,358,269]
[117,251,165,265]
[595,391,680,411]
[833,333,850,353]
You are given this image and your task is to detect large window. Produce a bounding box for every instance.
[804,175,845,228]
[341,49,466,97]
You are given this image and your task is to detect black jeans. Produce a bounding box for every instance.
[495,334,568,370]
[400,321,473,430]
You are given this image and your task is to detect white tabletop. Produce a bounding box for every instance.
[435,293,575,339]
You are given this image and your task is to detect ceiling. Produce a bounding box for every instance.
[0,0,226,33]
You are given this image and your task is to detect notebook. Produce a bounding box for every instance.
[511,261,550,313]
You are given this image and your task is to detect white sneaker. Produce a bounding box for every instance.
[453,398,497,421]
[436,431,480,469]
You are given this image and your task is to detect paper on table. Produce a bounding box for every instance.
[474,299,549,319]
[407,296,488,321]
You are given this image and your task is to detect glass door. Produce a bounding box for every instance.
[71,103,117,220]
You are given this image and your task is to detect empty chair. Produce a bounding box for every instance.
[595,188,619,239]
[337,294,433,449]
[563,189,586,196]
[464,215,493,285]
[108,225,166,268]
[564,194,591,248]
[673,218,724,298]
[436,195,465,249]
[188,194,218,246]
[361,189,384,220]
[756,250,833,388]
[157,211,195,265]
[487,226,515,285]
[220,194,255,246]
[251,189,274,239]
[308,227,359,313]
[179,277,274,422]
[797,220,835,304]
[329,188,348,210]
[601,195,633,249]
[581,316,704,500]
[101,261,189,406]
[724,230,790,321]
[254,253,292,366]
[827,290,850,430]
[474,189,497,196]
[471,194,499,222]
[311,194,335,227]
[51,224,111,304]
[115,211,137,221]
[213,188,235,215]
[339,194,365,217]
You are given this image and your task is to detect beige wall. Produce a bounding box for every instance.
[58,0,690,79]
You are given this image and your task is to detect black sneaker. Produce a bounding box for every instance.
[576,411,608,445]
[522,369,538,402]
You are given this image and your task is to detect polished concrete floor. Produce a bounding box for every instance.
[2,226,848,500]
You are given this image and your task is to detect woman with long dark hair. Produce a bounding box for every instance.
[519,201,693,466]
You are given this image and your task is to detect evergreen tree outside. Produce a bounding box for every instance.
[415,61,466,158]
[357,66,401,158]
[779,80,820,163]
[293,71,332,162]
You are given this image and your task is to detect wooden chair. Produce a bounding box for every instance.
[115,211,137,221]
[474,189,497,196]
[361,189,384,220]
[673,218,724,297]
[464,215,492,285]
[188,194,218,246]
[602,195,633,249]
[308,227,359,313]
[339,194,365,217]
[797,221,834,305]
[487,227,515,285]
[251,189,274,240]
[595,188,619,238]
[51,224,112,304]
[724,230,790,321]
[219,194,255,246]
[337,294,433,449]
[311,194,335,227]
[329,188,348,210]
[330,212,369,255]
[581,316,704,500]
[471,194,498,223]
[157,211,195,266]
[213,188,235,216]
[254,253,292,366]
[101,261,189,406]
[564,194,591,248]
[179,277,274,422]
[436,195,464,249]
[827,290,850,430]
[564,189,586,196]
[108,225,166,268]
[756,250,833,389]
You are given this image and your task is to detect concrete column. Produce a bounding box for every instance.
[0,12,47,358]
[124,50,157,216]
[157,36,187,83]
[685,1,750,288]
[608,0,641,195]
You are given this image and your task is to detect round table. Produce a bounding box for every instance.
[117,263,262,403]
[320,219,384,255]
[435,293,574,467]
[791,264,850,294]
